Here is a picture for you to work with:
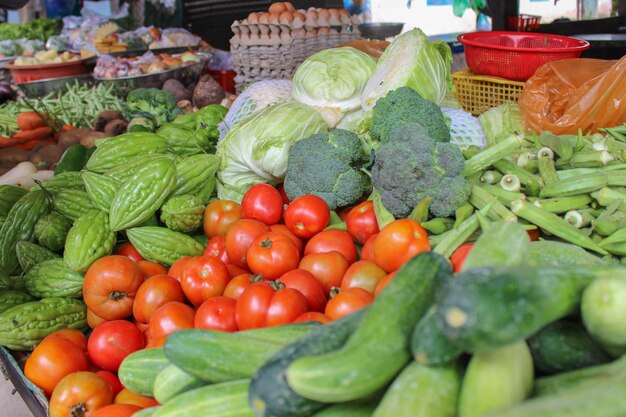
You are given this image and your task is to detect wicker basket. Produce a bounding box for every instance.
[452,69,525,116]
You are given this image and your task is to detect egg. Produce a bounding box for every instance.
[318,9,330,19]
[283,2,296,12]
[248,12,259,23]
[338,9,350,17]
[293,11,305,22]
[306,9,318,20]
[328,9,339,18]
[258,12,270,24]
[279,11,294,24]
[269,2,286,14]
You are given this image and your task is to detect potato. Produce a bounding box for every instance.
[0,148,30,165]
[29,144,64,169]
[94,110,124,132]
[163,79,192,102]
[103,119,128,137]
[79,131,108,148]
[58,128,90,149]
[192,74,225,108]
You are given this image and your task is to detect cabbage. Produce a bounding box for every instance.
[361,28,453,111]
[216,102,328,201]
[292,47,377,128]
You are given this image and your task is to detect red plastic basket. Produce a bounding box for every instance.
[507,14,541,32]
[457,31,590,81]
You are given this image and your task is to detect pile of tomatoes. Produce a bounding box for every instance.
[24,184,433,417]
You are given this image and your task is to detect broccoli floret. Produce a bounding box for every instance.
[371,123,470,218]
[370,86,451,144]
[124,88,181,128]
[283,129,370,210]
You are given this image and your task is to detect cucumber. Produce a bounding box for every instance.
[581,275,626,351]
[411,307,463,365]
[436,265,626,352]
[373,361,460,417]
[313,400,378,417]
[118,348,169,397]
[133,407,159,417]
[152,380,255,417]
[525,240,606,266]
[287,252,452,403]
[528,320,611,374]
[249,309,366,417]
[153,364,207,404]
[164,323,320,383]
[232,322,319,344]
[458,341,534,417]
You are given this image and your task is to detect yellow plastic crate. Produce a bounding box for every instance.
[452,69,525,116]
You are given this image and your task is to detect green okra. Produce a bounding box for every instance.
[538,156,559,187]
[539,131,574,161]
[564,210,594,228]
[434,204,494,258]
[421,218,455,235]
[517,151,539,173]
[606,171,626,187]
[556,165,626,181]
[524,179,543,197]
[469,185,517,222]
[463,134,527,177]
[480,170,503,185]
[478,184,525,207]
[500,174,522,193]
[531,195,593,214]
[555,151,616,169]
[591,187,626,211]
[593,213,626,237]
[493,159,543,186]
[540,173,608,198]
[454,202,475,228]
[600,227,626,247]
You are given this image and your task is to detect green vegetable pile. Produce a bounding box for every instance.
[0,19,61,42]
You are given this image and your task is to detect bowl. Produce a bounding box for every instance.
[4,59,92,83]
[17,74,95,98]
[358,23,404,40]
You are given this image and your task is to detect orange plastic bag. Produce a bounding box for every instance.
[519,56,626,135]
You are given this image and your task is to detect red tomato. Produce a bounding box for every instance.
[203,235,229,263]
[88,320,145,372]
[247,232,300,280]
[374,219,431,273]
[227,263,251,279]
[270,224,304,254]
[194,296,238,332]
[294,311,331,324]
[304,229,358,265]
[148,301,195,341]
[87,308,107,329]
[91,404,143,417]
[181,256,231,306]
[133,274,186,323]
[223,274,262,300]
[45,328,87,353]
[325,287,374,320]
[235,281,308,330]
[340,260,387,294]
[114,388,159,408]
[136,260,168,278]
[284,195,330,239]
[83,256,144,320]
[115,242,144,262]
[95,371,123,397]
[527,228,540,241]
[346,201,379,245]
[241,183,284,225]
[225,219,270,268]
[167,256,192,282]
[49,372,113,417]
[299,251,349,295]
[277,183,290,205]
[203,200,241,237]
[25,335,89,397]
[359,233,377,262]
[450,243,474,273]
[374,271,397,296]
[279,269,328,312]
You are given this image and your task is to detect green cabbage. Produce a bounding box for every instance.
[361,28,453,110]
[216,102,328,201]
[292,47,377,128]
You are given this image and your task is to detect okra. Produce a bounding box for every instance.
[454,203,475,228]
[601,242,626,256]
[593,214,626,237]
[463,134,527,177]
[591,187,626,211]
[538,156,559,187]
[606,171,626,187]
[493,159,543,186]
[524,179,543,197]
[479,184,525,207]
[556,165,626,181]
[421,218,455,235]
[564,210,594,228]
[555,151,616,169]
[500,174,521,192]
[433,204,494,258]
[600,228,626,248]
[539,131,574,161]
[531,195,593,214]
[511,199,608,255]
[517,151,539,173]
[469,185,517,222]
[540,173,608,198]
[480,170,503,185]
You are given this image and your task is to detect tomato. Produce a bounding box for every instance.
[114,388,159,408]
[136,260,168,278]
[270,224,303,254]
[247,232,300,280]
[304,229,357,265]
[194,296,238,332]
[340,260,387,294]
[240,183,284,225]
[48,372,113,417]
[374,271,397,296]
[83,256,144,320]
[25,335,89,397]
[115,242,144,262]
[225,219,270,268]
[450,243,474,273]
[88,320,145,372]
[227,263,251,279]
[87,308,107,329]
[167,256,192,282]
[90,404,143,417]
[95,371,122,397]
[223,274,262,300]
[284,195,330,239]
[359,233,377,262]
[277,183,290,205]
[374,219,431,273]
[279,269,327,312]
[203,235,229,263]
[346,201,379,245]
[527,228,540,241]
[325,287,374,320]
[299,251,349,295]
[294,311,331,324]
[235,281,308,330]
[181,256,231,306]
[133,274,186,323]
[45,328,87,353]
[148,301,195,341]
[203,200,241,237]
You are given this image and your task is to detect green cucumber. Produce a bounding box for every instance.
[313,400,379,417]
[525,240,605,266]
[133,407,159,417]
[249,310,366,417]
[55,144,91,175]
[581,275,626,351]
[118,348,169,397]
[153,364,207,404]
[412,307,463,365]
[373,361,460,417]
[528,320,611,374]
[436,265,626,352]
[287,252,452,403]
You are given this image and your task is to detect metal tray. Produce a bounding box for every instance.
[17,74,95,98]
[0,347,47,417]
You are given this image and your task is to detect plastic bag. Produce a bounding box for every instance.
[519,56,626,135]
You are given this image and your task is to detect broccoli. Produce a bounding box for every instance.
[371,123,470,218]
[370,86,451,144]
[283,129,370,210]
[124,88,181,128]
